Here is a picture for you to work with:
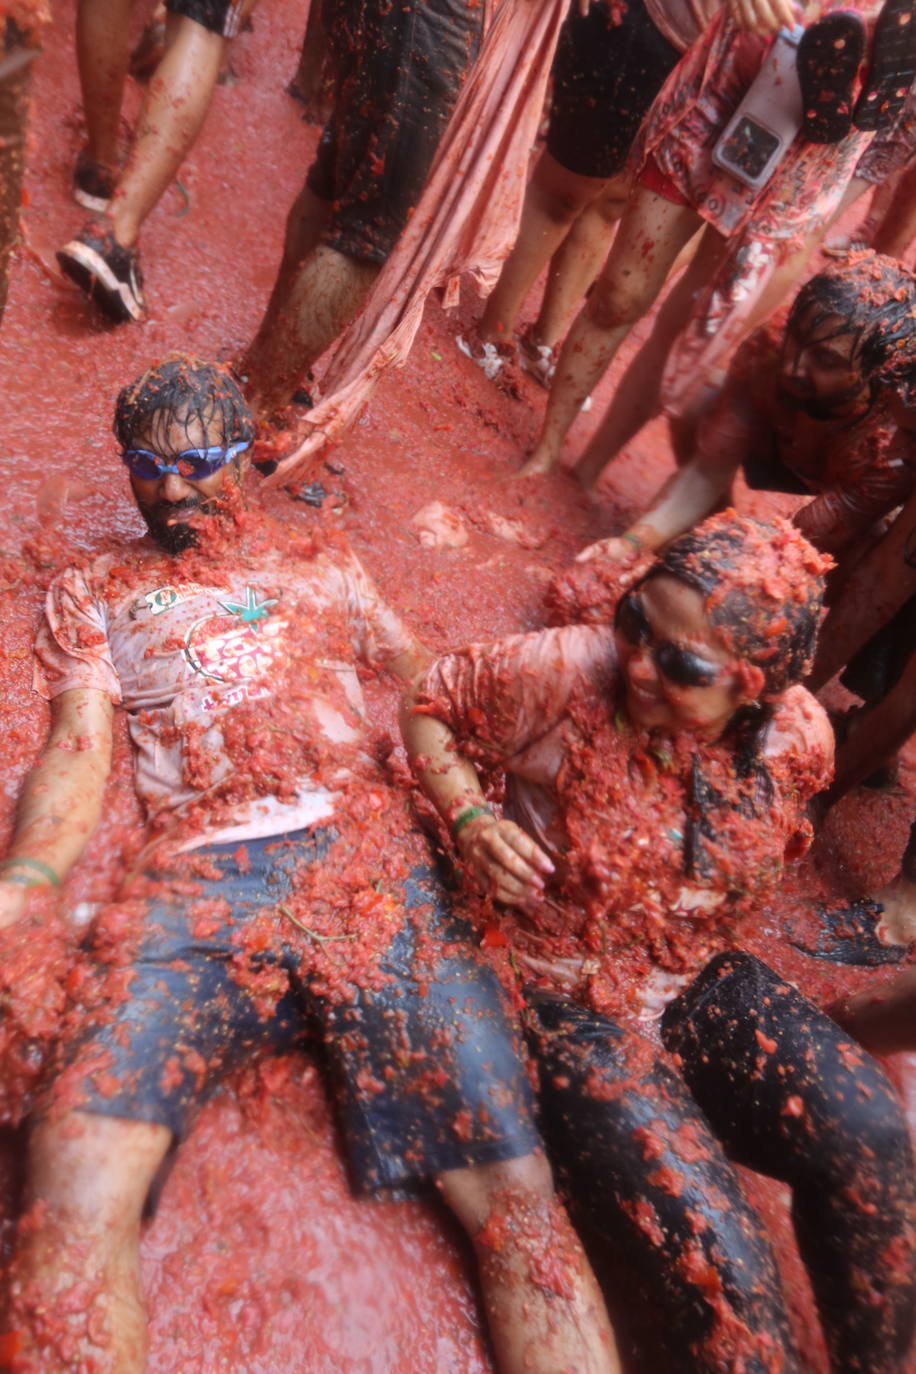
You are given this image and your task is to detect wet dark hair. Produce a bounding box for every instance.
[787,251,916,394]
[113,356,255,456]
[641,513,831,697]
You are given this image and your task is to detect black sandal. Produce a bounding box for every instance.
[798,11,867,143]
[854,0,916,132]
[790,898,910,966]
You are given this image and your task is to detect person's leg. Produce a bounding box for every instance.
[241,244,380,417]
[663,951,916,1374]
[0,34,37,323]
[477,153,616,347]
[522,186,703,477]
[528,992,801,1374]
[872,158,916,262]
[438,1153,620,1374]
[76,0,134,173]
[319,859,619,1374]
[573,223,727,488]
[530,176,629,352]
[108,11,226,249]
[12,1111,172,1372]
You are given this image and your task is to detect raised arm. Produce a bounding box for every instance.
[0,687,114,929]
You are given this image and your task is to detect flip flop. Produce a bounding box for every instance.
[798,11,867,143]
[790,898,910,966]
[854,0,916,131]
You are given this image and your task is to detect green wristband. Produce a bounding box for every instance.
[0,856,61,887]
[621,531,644,552]
[451,805,494,838]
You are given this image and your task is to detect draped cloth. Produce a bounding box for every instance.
[263,0,567,487]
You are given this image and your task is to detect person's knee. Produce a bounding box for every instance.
[586,273,650,331]
[436,1151,555,1233]
[27,1112,171,1238]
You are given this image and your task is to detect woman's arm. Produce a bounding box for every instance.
[0,688,114,929]
[400,689,555,908]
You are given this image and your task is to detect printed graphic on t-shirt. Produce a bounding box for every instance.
[182,586,284,684]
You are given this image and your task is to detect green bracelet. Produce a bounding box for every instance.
[451,805,494,838]
[0,856,62,887]
[621,531,644,552]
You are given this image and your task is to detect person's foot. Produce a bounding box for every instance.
[519,335,556,389]
[72,149,116,214]
[518,334,592,411]
[821,232,870,259]
[798,12,867,143]
[854,0,916,131]
[790,898,911,966]
[56,219,146,323]
[456,333,511,382]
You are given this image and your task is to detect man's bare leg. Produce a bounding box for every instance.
[438,1153,620,1374]
[108,13,226,249]
[477,154,615,347]
[522,187,702,477]
[530,180,629,352]
[240,243,380,419]
[244,183,332,360]
[573,223,728,488]
[76,0,134,171]
[12,1111,172,1372]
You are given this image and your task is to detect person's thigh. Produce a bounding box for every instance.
[318,865,541,1196]
[590,185,703,324]
[662,951,916,1372]
[531,150,616,223]
[164,0,244,39]
[548,0,679,181]
[308,0,483,264]
[528,991,800,1374]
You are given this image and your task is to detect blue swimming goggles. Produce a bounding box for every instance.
[120,440,251,482]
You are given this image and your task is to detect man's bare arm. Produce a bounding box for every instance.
[0,688,114,929]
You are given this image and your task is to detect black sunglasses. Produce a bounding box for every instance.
[614,591,729,690]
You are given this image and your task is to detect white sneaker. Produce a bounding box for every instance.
[456,334,505,382]
[519,339,556,388]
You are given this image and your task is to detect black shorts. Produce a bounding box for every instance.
[51,828,539,1196]
[306,0,483,264]
[165,0,244,38]
[547,0,679,181]
[742,448,811,495]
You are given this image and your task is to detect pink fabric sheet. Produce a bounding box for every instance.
[263,0,567,487]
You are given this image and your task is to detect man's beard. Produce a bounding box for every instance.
[138,495,212,554]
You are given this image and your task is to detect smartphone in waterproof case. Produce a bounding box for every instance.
[712,25,805,190]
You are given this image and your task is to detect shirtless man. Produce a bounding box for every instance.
[0,357,617,1374]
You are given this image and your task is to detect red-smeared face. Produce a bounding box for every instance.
[128,415,240,554]
[778,311,870,422]
[614,576,760,739]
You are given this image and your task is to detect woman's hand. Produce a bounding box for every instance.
[516,948,590,988]
[456,815,555,908]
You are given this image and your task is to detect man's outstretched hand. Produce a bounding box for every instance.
[456,815,555,908]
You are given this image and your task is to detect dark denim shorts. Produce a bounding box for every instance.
[56,827,539,1194]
